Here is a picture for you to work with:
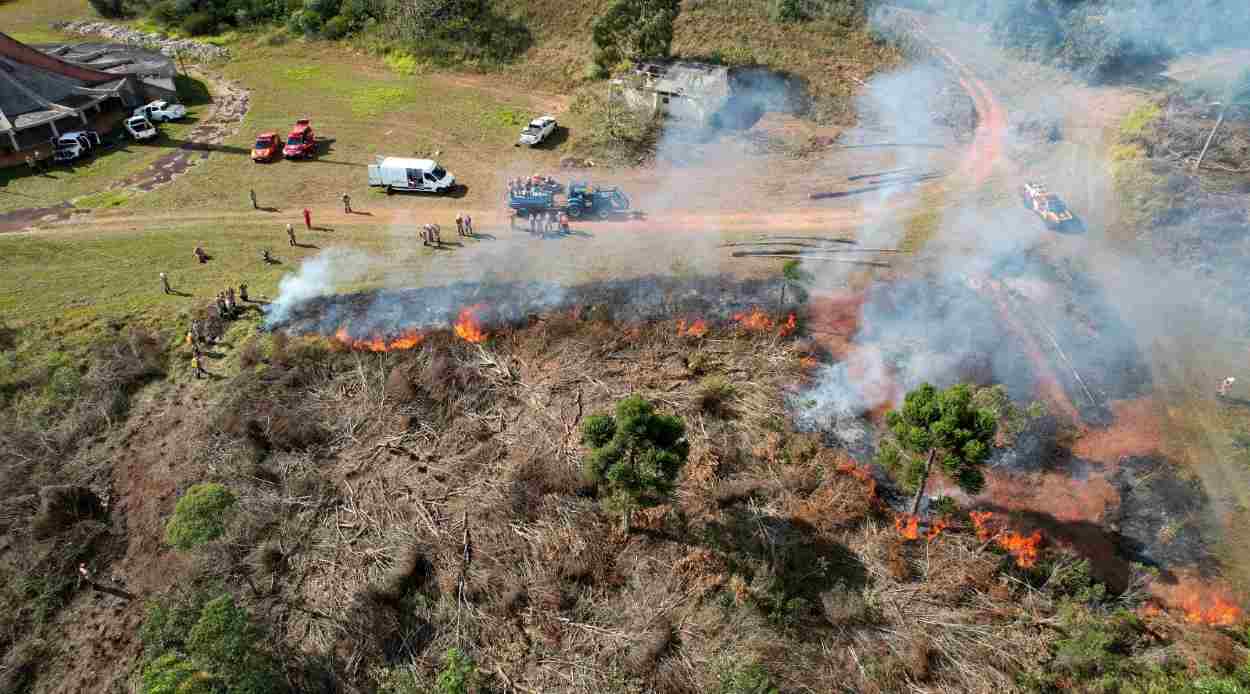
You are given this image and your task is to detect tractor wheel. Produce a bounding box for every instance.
[386,185,393,195]
[567,207,581,219]
[596,209,610,221]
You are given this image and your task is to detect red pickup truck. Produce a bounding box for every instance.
[283,119,316,159]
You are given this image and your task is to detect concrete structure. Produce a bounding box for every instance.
[0,31,176,168]
[613,61,732,125]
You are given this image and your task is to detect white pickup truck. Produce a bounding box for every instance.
[517,116,557,147]
[133,100,187,123]
[125,116,157,141]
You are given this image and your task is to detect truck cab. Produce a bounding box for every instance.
[367,157,456,194]
[283,119,316,159]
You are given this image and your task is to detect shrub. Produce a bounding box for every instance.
[592,0,681,73]
[718,659,780,694]
[435,648,479,694]
[181,11,220,36]
[87,0,128,19]
[323,14,351,38]
[141,652,218,694]
[165,483,237,550]
[187,595,281,693]
[697,375,737,417]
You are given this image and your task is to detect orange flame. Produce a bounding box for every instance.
[1182,596,1240,626]
[895,513,921,540]
[969,510,996,542]
[926,516,949,541]
[836,459,877,499]
[676,318,709,338]
[997,530,1043,568]
[454,305,488,343]
[968,511,1044,567]
[734,307,776,333]
[779,313,798,337]
[334,327,425,352]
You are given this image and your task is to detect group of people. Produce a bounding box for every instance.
[421,212,476,246]
[507,174,558,197]
[215,283,248,320]
[514,209,570,237]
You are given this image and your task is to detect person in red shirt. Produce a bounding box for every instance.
[303,208,311,230]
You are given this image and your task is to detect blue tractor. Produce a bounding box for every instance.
[564,182,632,219]
[507,181,636,220]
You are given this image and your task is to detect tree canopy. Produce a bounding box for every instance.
[875,382,997,512]
[581,394,689,531]
[591,0,681,74]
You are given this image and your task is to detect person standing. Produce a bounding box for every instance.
[249,189,258,210]
[342,193,351,214]
[463,213,473,236]
[239,282,248,303]
[287,223,296,247]
[1218,376,1236,398]
[455,213,465,237]
[160,272,172,295]
[192,353,207,379]
[303,207,312,230]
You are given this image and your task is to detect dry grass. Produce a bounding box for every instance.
[160,314,1139,693]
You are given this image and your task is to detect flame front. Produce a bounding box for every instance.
[676,318,709,338]
[779,313,798,337]
[894,513,920,540]
[969,510,996,542]
[997,530,1042,568]
[454,304,488,343]
[734,307,776,332]
[334,327,425,352]
[926,516,949,541]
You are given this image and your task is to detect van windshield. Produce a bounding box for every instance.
[431,166,446,179]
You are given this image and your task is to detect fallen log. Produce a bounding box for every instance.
[752,235,857,244]
[731,248,903,256]
[810,174,944,200]
[848,167,913,181]
[738,255,891,267]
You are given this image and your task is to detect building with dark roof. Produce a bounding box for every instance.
[0,31,177,168]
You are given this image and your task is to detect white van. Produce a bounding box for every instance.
[367,157,456,194]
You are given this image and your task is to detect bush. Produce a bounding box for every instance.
[165,483,237,550]
[435,648,480,694]
[141,652,218,694]
[88,0,128,18]
[323,14,351,39]
[718,660,780,694]
[187,595,281,693]
[697,375,737,417]
[181,11,220,36]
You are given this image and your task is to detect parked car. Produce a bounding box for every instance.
[283,119,316,159]
[62,130,101,149]
[133,100,187,122]
[252,132,281,162]
[125,116,158,141]
[367,156,456,194]
[53,135,88,162]
[517,116,557,147]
